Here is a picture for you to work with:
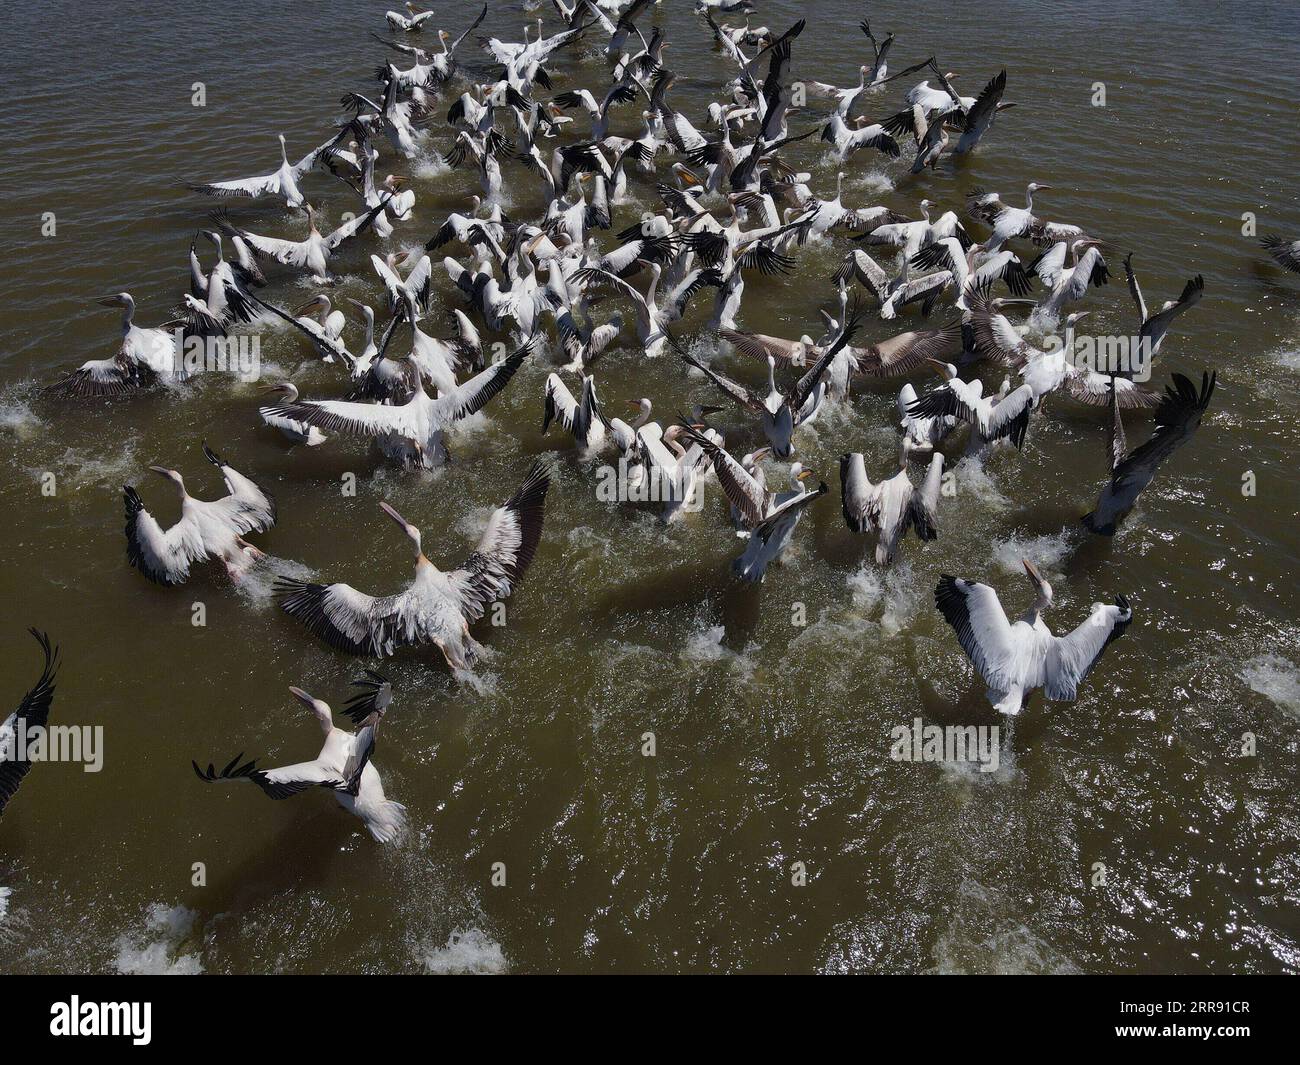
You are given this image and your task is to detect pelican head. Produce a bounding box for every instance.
[789,462,813,489]
[692,403,724,420]
[1027,181,1052,194]
[295,294,330,316]
[379,501,424,559]
[1022,558,1053,609]
[95,292,133,309]
[1065,310,1091,327]
[148,466,185,494]
[924,357,958,380]
[262,381,299,400]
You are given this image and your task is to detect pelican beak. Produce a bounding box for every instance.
[679,166,702,187]
[148,465,173,478]
[753,447,773,461]
[260,382,289,394]
[95,295,123,307]
[379,500,412,530]
[626,400,642,410]
[294,296,322,315]
[1036,184,1053,191]
[700,404,723,416]
[797,469,813,481]
[1021,559,1043,584]
[924,358,949,374]
[287,686,316,707]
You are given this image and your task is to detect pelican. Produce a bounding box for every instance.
[45,293,180,398]
[934,561,1132,715]
[1261,234,1300,274]
[731,463,828,583]
[124,444,277,586]
[0,630,59,820]
[673,307,864,458]
[819,112,901,164]
[1124,255,1204,358]
[252,295,354,366]
[1083,372,1216,536]
[372,252,433,321]
[905,361,1034,453]
[968,295,1158,409]
[1027,239,1110,321]
[213,197,391,284]
[188,130,347,209]
[275,460,551,674]
[194,673,406,843]
[386,3,435,31]
[259,383,328,446]
[542,372,607,451]
[840,443,944,565]
[966,183,1087,253]
[260,341,533,469]
[953,70,1014,154]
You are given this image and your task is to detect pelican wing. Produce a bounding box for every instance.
[984,384,1034,447]
[123,486,207,586]
[1065,371,1160,409]
[1028,241,1068,288]
[751,482,828,545]
[934,576,1018,690]
[674,342,763,412]
[680,425,768,527]
[448,459,551,620]
[45,356,154,398]
[856,320,964,378]
[541,373,582,435]
[1140,274,1203,350]
[908,453,944,541]
[721,329,810,366]
[1044,597,1132,701]
[1084,372,1215,535]
[277,390,424,440]
[189,173,281,200]
[276,576,420,657]
[192,753,346,799]
[0,630,59,817]
[431,340,532,425]
[202,443,277,532]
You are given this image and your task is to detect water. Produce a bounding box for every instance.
[1,0,1298,973]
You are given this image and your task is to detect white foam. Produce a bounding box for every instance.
[952,455,1012,510]
[1241,654,1300,718]
[419,928,508,974]
[992,530,1075,578]
[0,388,44,439]
[931,879,1078,975]
[233,554,315,608]
[846,561,921,637]
[113,903,203,975]
[0,886,10,923]
[681,623,756,682]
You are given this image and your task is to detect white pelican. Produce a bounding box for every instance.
[194,672,406,843]
[905,361,1034,453]
[954,70,1015,154]
[857,199,971,260]
[840,444,944,565]
[1083,372,1216,536]
[259,383,328,446]
[276,460,551,674]
[213,197,391,284]
[124,444,277,586]
[0,630,59,820]
[898,380,957,449]
[934,561,1132,715]
[386,3,435,32]
[252,295,354,366]
[372,252,433,321]
[819,112,901,164]
[675,308,864,457]
[968,295,1158,409]
[542,372,607,451]
[1124,255,1204,357]
[188,131,346,209]
[731,463,827,583]
[1261,234,1300,273]
[1027,239,1110,321]
[967,183,1087,252]
[261,342,533,469]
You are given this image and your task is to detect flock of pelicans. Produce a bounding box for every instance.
[5,0,1297,844]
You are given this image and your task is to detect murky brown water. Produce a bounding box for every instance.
[1,0,1298,973]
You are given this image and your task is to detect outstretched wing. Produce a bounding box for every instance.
[192,752,347,799]
[1044,596,1132,701]
[934,575,1017,690]
[447,459,551,621]
[0,630,60,816]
